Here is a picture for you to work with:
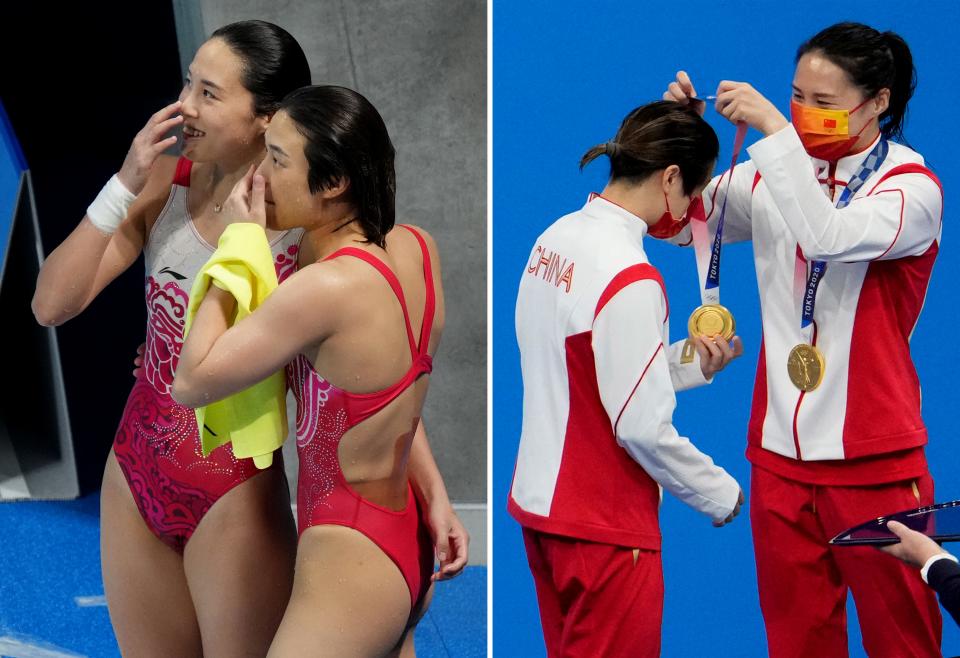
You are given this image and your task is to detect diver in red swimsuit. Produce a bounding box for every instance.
[173,85,462,656]
[286,223,437,612]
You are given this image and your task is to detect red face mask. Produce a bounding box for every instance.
[790,97,874,161]
[647,193,703,239]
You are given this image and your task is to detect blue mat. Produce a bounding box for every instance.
[0,495,485,657]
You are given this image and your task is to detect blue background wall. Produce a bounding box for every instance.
[493,1,960,655]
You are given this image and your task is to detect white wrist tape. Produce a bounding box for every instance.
[86,174,136,234]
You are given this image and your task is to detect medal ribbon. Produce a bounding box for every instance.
[794,139,889,329]
[691,121,748,305]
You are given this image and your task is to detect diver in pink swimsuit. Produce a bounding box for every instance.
[114,155,300,553]
[174,85,461,657]
[33,21,311,656]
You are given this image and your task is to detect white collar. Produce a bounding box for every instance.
[583,193,649,243]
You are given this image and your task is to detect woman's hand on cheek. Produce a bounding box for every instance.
[223,165,267,229]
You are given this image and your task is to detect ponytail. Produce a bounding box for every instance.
[880,30,916,142]
[580,101,718,195]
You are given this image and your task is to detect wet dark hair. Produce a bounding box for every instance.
[797,22,916,142]
[210,20,312,116]
[279,85,396,248]
[581,100,719,195]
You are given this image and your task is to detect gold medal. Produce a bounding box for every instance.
[687,304,736,341]
[787,344,826,392]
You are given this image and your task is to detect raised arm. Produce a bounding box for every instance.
[172,172,335,407]
[32,101,183,326]
[662,71,756,248]
[171,250,336,408]
[748,125,941,262]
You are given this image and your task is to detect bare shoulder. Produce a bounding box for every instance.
[389,224,443,274]
[282,257,360,305]
[397,223,439,255]
[392,224,445,341]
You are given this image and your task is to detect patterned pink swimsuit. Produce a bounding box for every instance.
[112,157,302,553]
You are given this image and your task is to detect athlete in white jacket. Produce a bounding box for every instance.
[664,21,943,658]
[509,101,743,658]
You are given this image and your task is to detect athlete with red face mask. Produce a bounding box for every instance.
[508,100,744,658]
[664,22,944,658]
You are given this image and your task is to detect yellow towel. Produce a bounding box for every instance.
[184,222,287,469]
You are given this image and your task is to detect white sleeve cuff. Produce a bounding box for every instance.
[669,339,712,392]
[713,474,742,522]
[920,552,958,584]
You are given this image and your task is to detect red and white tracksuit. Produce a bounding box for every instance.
[509,194,741,657]
[671,124,945,657]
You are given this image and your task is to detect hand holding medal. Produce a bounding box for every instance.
[689,333,744,379]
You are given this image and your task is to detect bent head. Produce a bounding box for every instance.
[581,100,718,235]
[178,20,311,164]
[257,85,396,245]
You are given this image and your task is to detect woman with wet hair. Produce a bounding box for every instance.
[32,20,313,656]
[173,85,466,656]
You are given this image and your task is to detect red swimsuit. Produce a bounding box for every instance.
[286,225,436,609]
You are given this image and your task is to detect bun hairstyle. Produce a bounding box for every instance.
[581,100,719,195]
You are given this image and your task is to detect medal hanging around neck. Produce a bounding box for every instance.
[787,138,889,391]
[680,122,747,364]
